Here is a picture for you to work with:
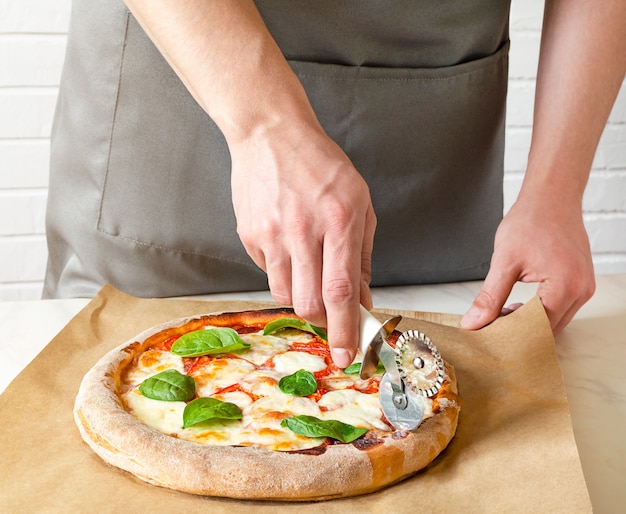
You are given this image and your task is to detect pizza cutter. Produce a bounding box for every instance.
[358,306,445,431]
[358,305,402,380]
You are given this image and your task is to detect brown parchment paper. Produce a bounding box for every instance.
[0,285,591,513]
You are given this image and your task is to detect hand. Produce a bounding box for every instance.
[230,122,376,367]
[460,0,626,334]
[461,193,595,333]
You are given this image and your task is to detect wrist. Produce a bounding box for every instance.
[207,47,320,150]
[223,93,327,175]
[223,99,320,152]
[518,148,590,209]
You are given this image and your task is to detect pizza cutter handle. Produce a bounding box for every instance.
[358,306,401,379]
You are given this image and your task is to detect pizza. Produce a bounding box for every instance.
[74,308,460,501]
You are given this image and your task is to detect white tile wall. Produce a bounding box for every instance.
[1,0,625,300]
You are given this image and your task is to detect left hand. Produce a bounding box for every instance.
[461,193,595,333]
[460,0,625,334]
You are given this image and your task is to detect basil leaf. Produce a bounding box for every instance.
[343,361,386,375]
[263,318,328,341]
[183,397,243,428]
[343,362,361,375]
[139,369,195,402]
[170,328,250,357]
[278,369,318,396]
[281,415,368,443]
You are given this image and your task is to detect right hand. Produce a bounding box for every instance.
[230,121,376,368]
[123,1,376,367]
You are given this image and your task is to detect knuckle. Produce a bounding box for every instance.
[325,204,354,231]
[259,220,282,243]
[271,290,292,306]
[323,277,357,304]
[236,224,255,247]
[292,298,325,325]
[566,273,596,302]
[475,288,500,310]
[288,215,313,240]
[237,215,281,243]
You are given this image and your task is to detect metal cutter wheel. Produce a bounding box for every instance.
[395,329,445,398]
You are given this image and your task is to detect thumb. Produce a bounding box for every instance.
[461,267,517,330]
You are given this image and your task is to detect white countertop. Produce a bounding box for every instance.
[1,275,624,513]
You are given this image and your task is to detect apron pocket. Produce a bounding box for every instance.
[289,42,509,284]
[97,15,255,270]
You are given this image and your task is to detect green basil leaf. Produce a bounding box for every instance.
[343,361,386,375]
[281,415,368,443]
[170,328,250,357]
[278,369,318,396]
[183,397,243,428]
[263,318,328,341]
[138,369,195,402]
[343,362,361,375]
[310,325,328,340]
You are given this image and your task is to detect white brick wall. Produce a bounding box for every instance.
[1,0,625,300]
[0,0,71,300]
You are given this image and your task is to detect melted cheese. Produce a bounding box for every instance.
[238,333,290,365]
[192,357,256,397]
[121,328,433,451]
[318,389,391,431]
[272,350,327,375]
[124,389,187,434]
[238,370,280,397]
[125,350,185,388]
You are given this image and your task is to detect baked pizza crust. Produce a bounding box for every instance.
[74,309,460,501]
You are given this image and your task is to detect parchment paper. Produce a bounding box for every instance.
[0,285,591,513]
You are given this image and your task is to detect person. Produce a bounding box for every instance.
[44,0,626,367]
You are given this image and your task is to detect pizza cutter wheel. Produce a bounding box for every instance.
[377,342,425,431]
[395,329,445,398]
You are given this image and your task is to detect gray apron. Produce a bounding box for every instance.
[44,0,510,299]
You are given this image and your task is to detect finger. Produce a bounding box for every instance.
[499,302,524,317]
[360,278,373,311]
[290,238,326,327]
[461,263,519,330]
[359,205,376,311]
[551,302,580,334]
[322,229,363,369]
[537,275,595,334]
[537,281,576,334]
[241,242,267,273]
[551,291,592,334]
[264,251,293,307]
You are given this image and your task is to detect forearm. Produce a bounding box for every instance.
[521,0,626,203]
[124,0,318,145]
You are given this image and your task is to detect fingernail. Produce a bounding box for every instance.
[331,349,353,369]
[461,306,481,327]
